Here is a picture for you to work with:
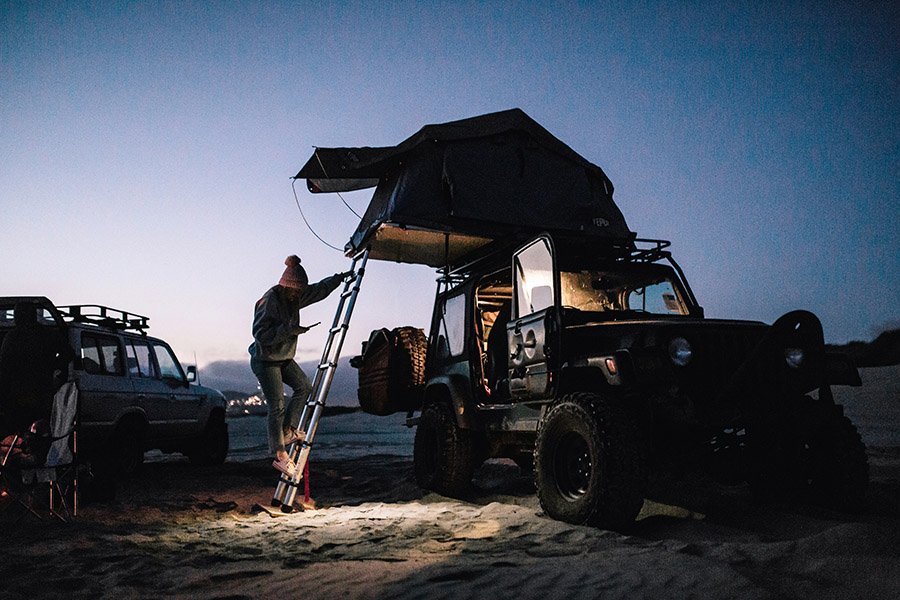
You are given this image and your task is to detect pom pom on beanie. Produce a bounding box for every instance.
[279,255,308,289]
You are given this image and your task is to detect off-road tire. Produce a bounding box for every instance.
[534,393,646,531]
[786,397,868,511]
[188,413,229,466]
[414,402,480,497]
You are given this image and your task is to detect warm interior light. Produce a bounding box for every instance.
[605,357,618,374]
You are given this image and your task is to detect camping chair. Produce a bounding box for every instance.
[0,381,79,521]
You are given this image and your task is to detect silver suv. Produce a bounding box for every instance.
[0,296,228,478]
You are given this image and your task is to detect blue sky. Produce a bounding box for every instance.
[2,1,898,366]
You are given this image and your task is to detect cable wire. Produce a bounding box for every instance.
[314,148,362,219]
[291,178,343,252]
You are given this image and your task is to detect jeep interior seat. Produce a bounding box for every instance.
[487,303,511,393]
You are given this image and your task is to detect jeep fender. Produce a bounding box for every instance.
[424,375,475,429]
[719,310,852,416]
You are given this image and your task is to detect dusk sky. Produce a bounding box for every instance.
[2,2,898,368]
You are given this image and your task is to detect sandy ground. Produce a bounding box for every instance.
[2,368,899,599]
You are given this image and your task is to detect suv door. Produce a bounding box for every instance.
[78,331,135,442]
[508,235,559,400]
[149,340,203,439]
[124,336,167,441]
[125,337,201,442]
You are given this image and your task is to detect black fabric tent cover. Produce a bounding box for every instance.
[295,109,632,267]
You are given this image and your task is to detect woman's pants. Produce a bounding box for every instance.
[250,358,312,454]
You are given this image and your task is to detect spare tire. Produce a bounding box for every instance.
[356,326,428,415]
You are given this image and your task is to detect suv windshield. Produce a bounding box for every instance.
[560,264,690,316]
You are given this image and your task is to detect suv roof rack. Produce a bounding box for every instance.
[626,238,672,263]
[442,235,677,281]
[56,304,150,334]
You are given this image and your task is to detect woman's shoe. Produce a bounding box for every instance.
[283,429,306,446]
[272,456,297,478]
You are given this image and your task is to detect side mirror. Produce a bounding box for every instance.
[186,365,198,383]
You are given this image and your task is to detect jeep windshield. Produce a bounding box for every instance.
[559,263,691,317]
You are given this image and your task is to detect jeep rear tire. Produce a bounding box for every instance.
[534,393,646,531]
[414,402,480,497]
[188,413,229,466]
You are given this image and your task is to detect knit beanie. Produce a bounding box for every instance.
[279,255,308,289]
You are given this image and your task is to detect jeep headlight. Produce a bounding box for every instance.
[784,347,804,369]
[668,337,693,367]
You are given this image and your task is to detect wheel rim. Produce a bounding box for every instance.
[553,431,592,500]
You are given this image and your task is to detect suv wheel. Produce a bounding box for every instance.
[92,420,145,481]
[414,402,481,497]
[534,393,646,531]
[188,413,229,466]
[116,424,145,477]
[786,397,868,511]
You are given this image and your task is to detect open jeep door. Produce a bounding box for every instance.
[508,235,559,401]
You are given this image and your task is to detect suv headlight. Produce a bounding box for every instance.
[784,347,804,369]
[668,337,693,367]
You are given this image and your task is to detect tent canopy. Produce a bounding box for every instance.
[295,108,632,267]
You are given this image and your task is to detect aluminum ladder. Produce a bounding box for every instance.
[271,248,368,512]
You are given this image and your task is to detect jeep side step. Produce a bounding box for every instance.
[271,248,369,512]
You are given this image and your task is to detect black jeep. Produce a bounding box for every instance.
[298,109,867,530]
[406,234,866,530]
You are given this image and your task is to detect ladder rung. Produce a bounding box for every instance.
[317,361,337,370]
[329,325,347,334]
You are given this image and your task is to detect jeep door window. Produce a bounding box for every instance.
[126,340,157,378]
[81,333,124,375]
[151,343,186,382]
[514,238,555,318]
[437,292,466,358]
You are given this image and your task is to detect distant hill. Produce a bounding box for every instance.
[827,328,900,367]
[197,356,360,407]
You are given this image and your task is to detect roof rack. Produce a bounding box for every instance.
[625,238,672,263]
[441,235,676,278]
[56,304,150,334]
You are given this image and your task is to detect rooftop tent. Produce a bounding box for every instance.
[295,108,633,267]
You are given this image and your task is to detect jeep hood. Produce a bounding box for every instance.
[295,109,632,267]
